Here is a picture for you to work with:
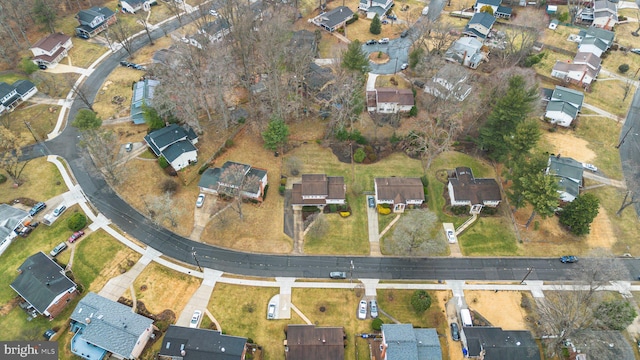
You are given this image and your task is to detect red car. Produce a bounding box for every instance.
[68,231,85,243]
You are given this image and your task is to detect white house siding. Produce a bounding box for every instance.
[577,45,604,58]
[170,151,197,171]
[545,111,573,127]
[20,87,38,102]
[559,191,576,202]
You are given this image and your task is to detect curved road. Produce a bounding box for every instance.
[21,10,640,282]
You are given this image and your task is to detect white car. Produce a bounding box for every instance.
[209,9,219,16]
[196,193,205,208]
[400,63,408,70]
[190,310,202,328]
[267,303,276,319]
[446,230,457,243]
[582,163,598,172]
[378,38,389,44]
[358,300,367,320]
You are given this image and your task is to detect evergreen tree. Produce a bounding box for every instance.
[142,105,165,130]
[33,0,57,33]
[342,40,370,74]
[72,109,102,130]
[262,116,290,151]
[505,153,548,210]
[560,193,600,235]
[520,170,559,227]
[370,14,382,35]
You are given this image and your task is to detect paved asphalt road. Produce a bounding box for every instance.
[620,86,640,216]
[17,10,640,282]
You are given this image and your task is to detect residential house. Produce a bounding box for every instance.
[572,331,635,360]
[366,88,414,113]
[315,6,354,32]
[447,167,501,214]
[196,18,231,44]
[198,161,268,202]
[374,177,425,213]
[462,327,541,360]
[544,85,584,127]
[144,124,199,171]
[444,36,485,69]
[30,33,73,68]
[291,174,346,209]
[380,324,442,360]
[577,27,615,47]
[304,63,334,100]
[75,6,117,38]
[463,12,496,40]
[69,292,155,360]
[551,52,601,87]
[578,36,608,57]
[474,0,511,18]
[358,0,395,19]
[13,80,38,103]
[574,52,602,72]
[284,324,345,360]
[289,30,318,57]
[546,155,583,202]
[130,79,159,125]
[593,0,617,30]
[159,325,247,360]
[424,63,473,101]
[0,80,38,115]
[0,204,30,256]
[10,252,77,319]
[120,0,158,13]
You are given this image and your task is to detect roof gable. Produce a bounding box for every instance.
[285,325,345,360]
[547,155,583,183]
[463,327,540,360]
[321,6,354,28]
[0,204,28,239]
[375,178,424,203]
[31,33,71,52]
[551,86,584,108]
[469,12,496,28]
[161,326,247,360]
[448,167,501,204]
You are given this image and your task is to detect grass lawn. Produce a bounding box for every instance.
[375,75,411,89]
[209,283,291,360]
[32,72,81,98]
[378,212,397,234]
[459,216,521,256]
[575,116,623,179]
[0,73,28,84]
[7,104,59,142]
[591,186,640,255]
[291,288,375,360]
[0,157,66,203]
[93,66,146,120]
[65,39,108,68]
[582,78,632,118]
[125,262,202,315]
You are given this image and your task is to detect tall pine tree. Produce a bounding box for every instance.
[370,14,382,35]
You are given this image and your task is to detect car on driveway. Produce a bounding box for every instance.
[120,61,133,67]
[267,303,276,319]
[43,329,56,340]
[631,48,640,55]
[358,300,367,320]
[29,202,46,216]
[450,322,460,341]
[53,205,67,217]
[582,163,597,172]
[38,64,48,70]
[366,39,377,45]
[378,38,389,44]
[196,193,205,208]
[330,271,347,279]
[50,242,67,257]
[446,230,456,243]
[400,63,408,70]
[68,230,85,243]
[560,255,578,263]
[190,310,202,328]
[370,300,378,318]
[368,196,375,208]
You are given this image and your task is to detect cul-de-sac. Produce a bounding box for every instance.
[2,0,640,359]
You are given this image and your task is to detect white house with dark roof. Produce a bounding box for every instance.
[366,88,414,113]
[424,63,473,101]
[120,0,157,13]
[10,252,77,319]
[69,292,154,360]
[196,18,231,43]
[291,174,346,209]
[144,124,198,171]
[75,6,117,38]
[593,0,617,30]
[313,6,354,32]
[0,204,30,256]
[30,33,73,68]
[448,167,501,214]
[546,155,583,202]
[578,37,608,57]
[0,80,38,115]
[474,0,511,18]
[380,324,442,360]
[462,327,540,360]
[544,86,584,127]
[374,178,424,213]
[160,325,247,360]
[130,79,159,125]
[198,161,268,202]
[358,0,394,19]
[444,36,484,69]
[551,52,601,87]
[463,12,496,40]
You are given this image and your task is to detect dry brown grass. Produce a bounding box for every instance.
[288,118,328,141]
[66,40,108,69]
[106,122,149,145]
[129,35,175,65]
[126,262,202,315]
[375,74,412,89]
[85,242,142,293]
[147,2,179,24]
[464,291,533,330]
[0,158,66,203]
[7,104,59,142]
[583,78,632,118]
[200,130,291,253]
[93,67,145,120]
[540,24,581,52]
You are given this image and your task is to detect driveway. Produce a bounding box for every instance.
[366,196,381,256]
[363,38,412,74]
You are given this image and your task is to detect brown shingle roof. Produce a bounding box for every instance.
[375,88,414,106]
[301,174,329,196]
[327,176,345,200]
[448,167,501,205]
[573,52,602,70]
[375,178,424,203]
[285,325,345,360]
[292,175,345,205]
[32,33,71,52]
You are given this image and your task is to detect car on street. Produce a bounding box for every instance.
[50,242,67,257]
[267,303,276,319]
[450,322,460,341]
[196,193,205,208]
[369,300,378,318]
[190,310,202,328]
[368,196,375,208]
[365,39,377,45]
[29,202,46,216]
[68,230,85,243]
[446,229,456,243]
[400,63,408,70]
[560,255,578,263]
[358,300,367,320]
[378,38,389,44]
[631,48,640,55]
[330,271,347,279]
[582,163,597,172]
[53,205,67,217]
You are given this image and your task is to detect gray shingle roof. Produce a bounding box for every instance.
[547,155,583,184]
[375,178,424,203]
[551,86,584,109]
[382,324,442,360]
[468,12,496,28]
[546,100,579,119]
[463,327,540,360]
[320,6,353,29]
[476,0,501,6]
[144,124,197,155]
[162,140,197,163]
[0,82,15,99]
[0,204,28,240]
[76,7,114,26]
[70,292,154,359]
[10,252,76,314]
[579,36,608,51]
[578,27,615,45]
[161,325,246,360]
[12,80,36,97]
[198,167,222,191]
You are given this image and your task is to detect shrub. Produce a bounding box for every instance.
[372,318,383,331]
[390,132,401,144]
[0,173,6,184]
[279,185,285,195]
[198,164,210,175]
[225,139,234,148]
[619,64,630,73]
[354,148,366,163]
[280,178,287,186]
[335,127,349,141]
[329,204,338,213]
[158,156,169,169]
[557,11,569,22]
[339,211,351,217]
[262,185,269,200]
[378,205,391,215]
[19,58,39,74]
[67,213,87,231]
[411,290,432,313]
[409,106,418,117]
[237,117,246,124]
[352,129,367,145]
[161,179,178,194]
[370,14,382,35]
[346,13,359,24]
[367,153,377,162]
[285,156,302,176]
[481,206,498,215]
[420,175,429,187]
[450,205,470,215]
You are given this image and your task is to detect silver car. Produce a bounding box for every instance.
[370,300,378,318]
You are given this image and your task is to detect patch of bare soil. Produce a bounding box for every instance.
[543,131,596,162]
[369,52,390,64]
[0,297,21,316]
[465,291,531,330]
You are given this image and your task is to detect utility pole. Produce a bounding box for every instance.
[192,250,203,272]
[350,260,354,284]
[616,126,633,149]
[520,267,533,284]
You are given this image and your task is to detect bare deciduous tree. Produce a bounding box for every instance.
[79,129,126,185]
[144,192,185,227]
[109,20,135,57]
[387,209,446,256]
[0,127,31,185]
[218,163,260,220]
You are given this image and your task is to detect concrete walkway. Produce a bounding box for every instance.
[583,103,624,122]
[583,171,626,189]
[176,268,223,329]
[366,73,379,91]
[98,247,160,301]
[45,63,94,76]
[275,277,295,319]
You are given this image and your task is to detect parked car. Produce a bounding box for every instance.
[131,64,146,71]
[582,163,598,172]
[358,300,367,320]
[386,14,397,20]
[631,48,640,55]
[368,196,375,208]
[190,310,202,328]
[450,322,460,341]
[125,143,133,152]
[19,226,33,237]
[378,38,389,44]
[369,300,378,318]
[400,63,408,70]
[209,9,219,16]
[365,39,377,45]
[400,29,409,38]
[38,64,48,70]
[49,242,67,257]
[560,255,578,263]
[330,271,347,279]
[196,193,205,208]
[53,205,67,217]
[446,230,456,243]
[77,33,89,39]
[119,61,133,67]
[68,230,85,243]
[43,329,56,340]
[267,303,276,319]
[29,202,46,216]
